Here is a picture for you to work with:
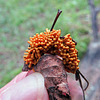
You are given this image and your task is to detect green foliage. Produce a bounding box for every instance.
[0,0,93,88]
[0,68,21,88]
[95,0,100,6]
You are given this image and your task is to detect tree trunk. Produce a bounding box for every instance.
[88,0,100,41]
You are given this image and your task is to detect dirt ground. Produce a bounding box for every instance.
[80,41,100,100]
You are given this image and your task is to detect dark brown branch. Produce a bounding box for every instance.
[50,9,62,31]
[78,70,89,91]
[34,54,71,100]
[78,74,85,100]
[76,70,89,100]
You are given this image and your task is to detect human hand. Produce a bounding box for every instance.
[0,71,83,100]
[0,72,49,100]
[67,76,83,100]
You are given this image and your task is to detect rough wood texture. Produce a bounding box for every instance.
[88,0,100,41]
[34,54,71,100]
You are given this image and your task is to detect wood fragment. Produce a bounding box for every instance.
[34,54,71,100]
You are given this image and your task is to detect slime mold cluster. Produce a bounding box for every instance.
[23,29,80,73]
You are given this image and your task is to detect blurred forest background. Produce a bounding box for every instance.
[0,0,100,95]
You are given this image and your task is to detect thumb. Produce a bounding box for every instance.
[1,72,49,100]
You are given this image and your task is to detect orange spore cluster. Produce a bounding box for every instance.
[23,29,80,73]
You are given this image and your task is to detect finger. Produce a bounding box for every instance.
[0,72,28,94]
[67,76,83,100]
[1,72,49,100]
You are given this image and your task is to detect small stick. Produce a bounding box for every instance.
[78,70,89,91]
[75,70,89,100]
[50,9,62,31]
[78,73,85,100]
[72,39,77,45]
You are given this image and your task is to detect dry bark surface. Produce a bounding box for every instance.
[34,54,71,100]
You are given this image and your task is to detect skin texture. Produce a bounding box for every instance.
[0,71,83,100]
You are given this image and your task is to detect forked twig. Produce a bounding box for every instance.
[75,70,89,100]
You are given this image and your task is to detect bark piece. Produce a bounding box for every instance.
[34,54,71,100]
